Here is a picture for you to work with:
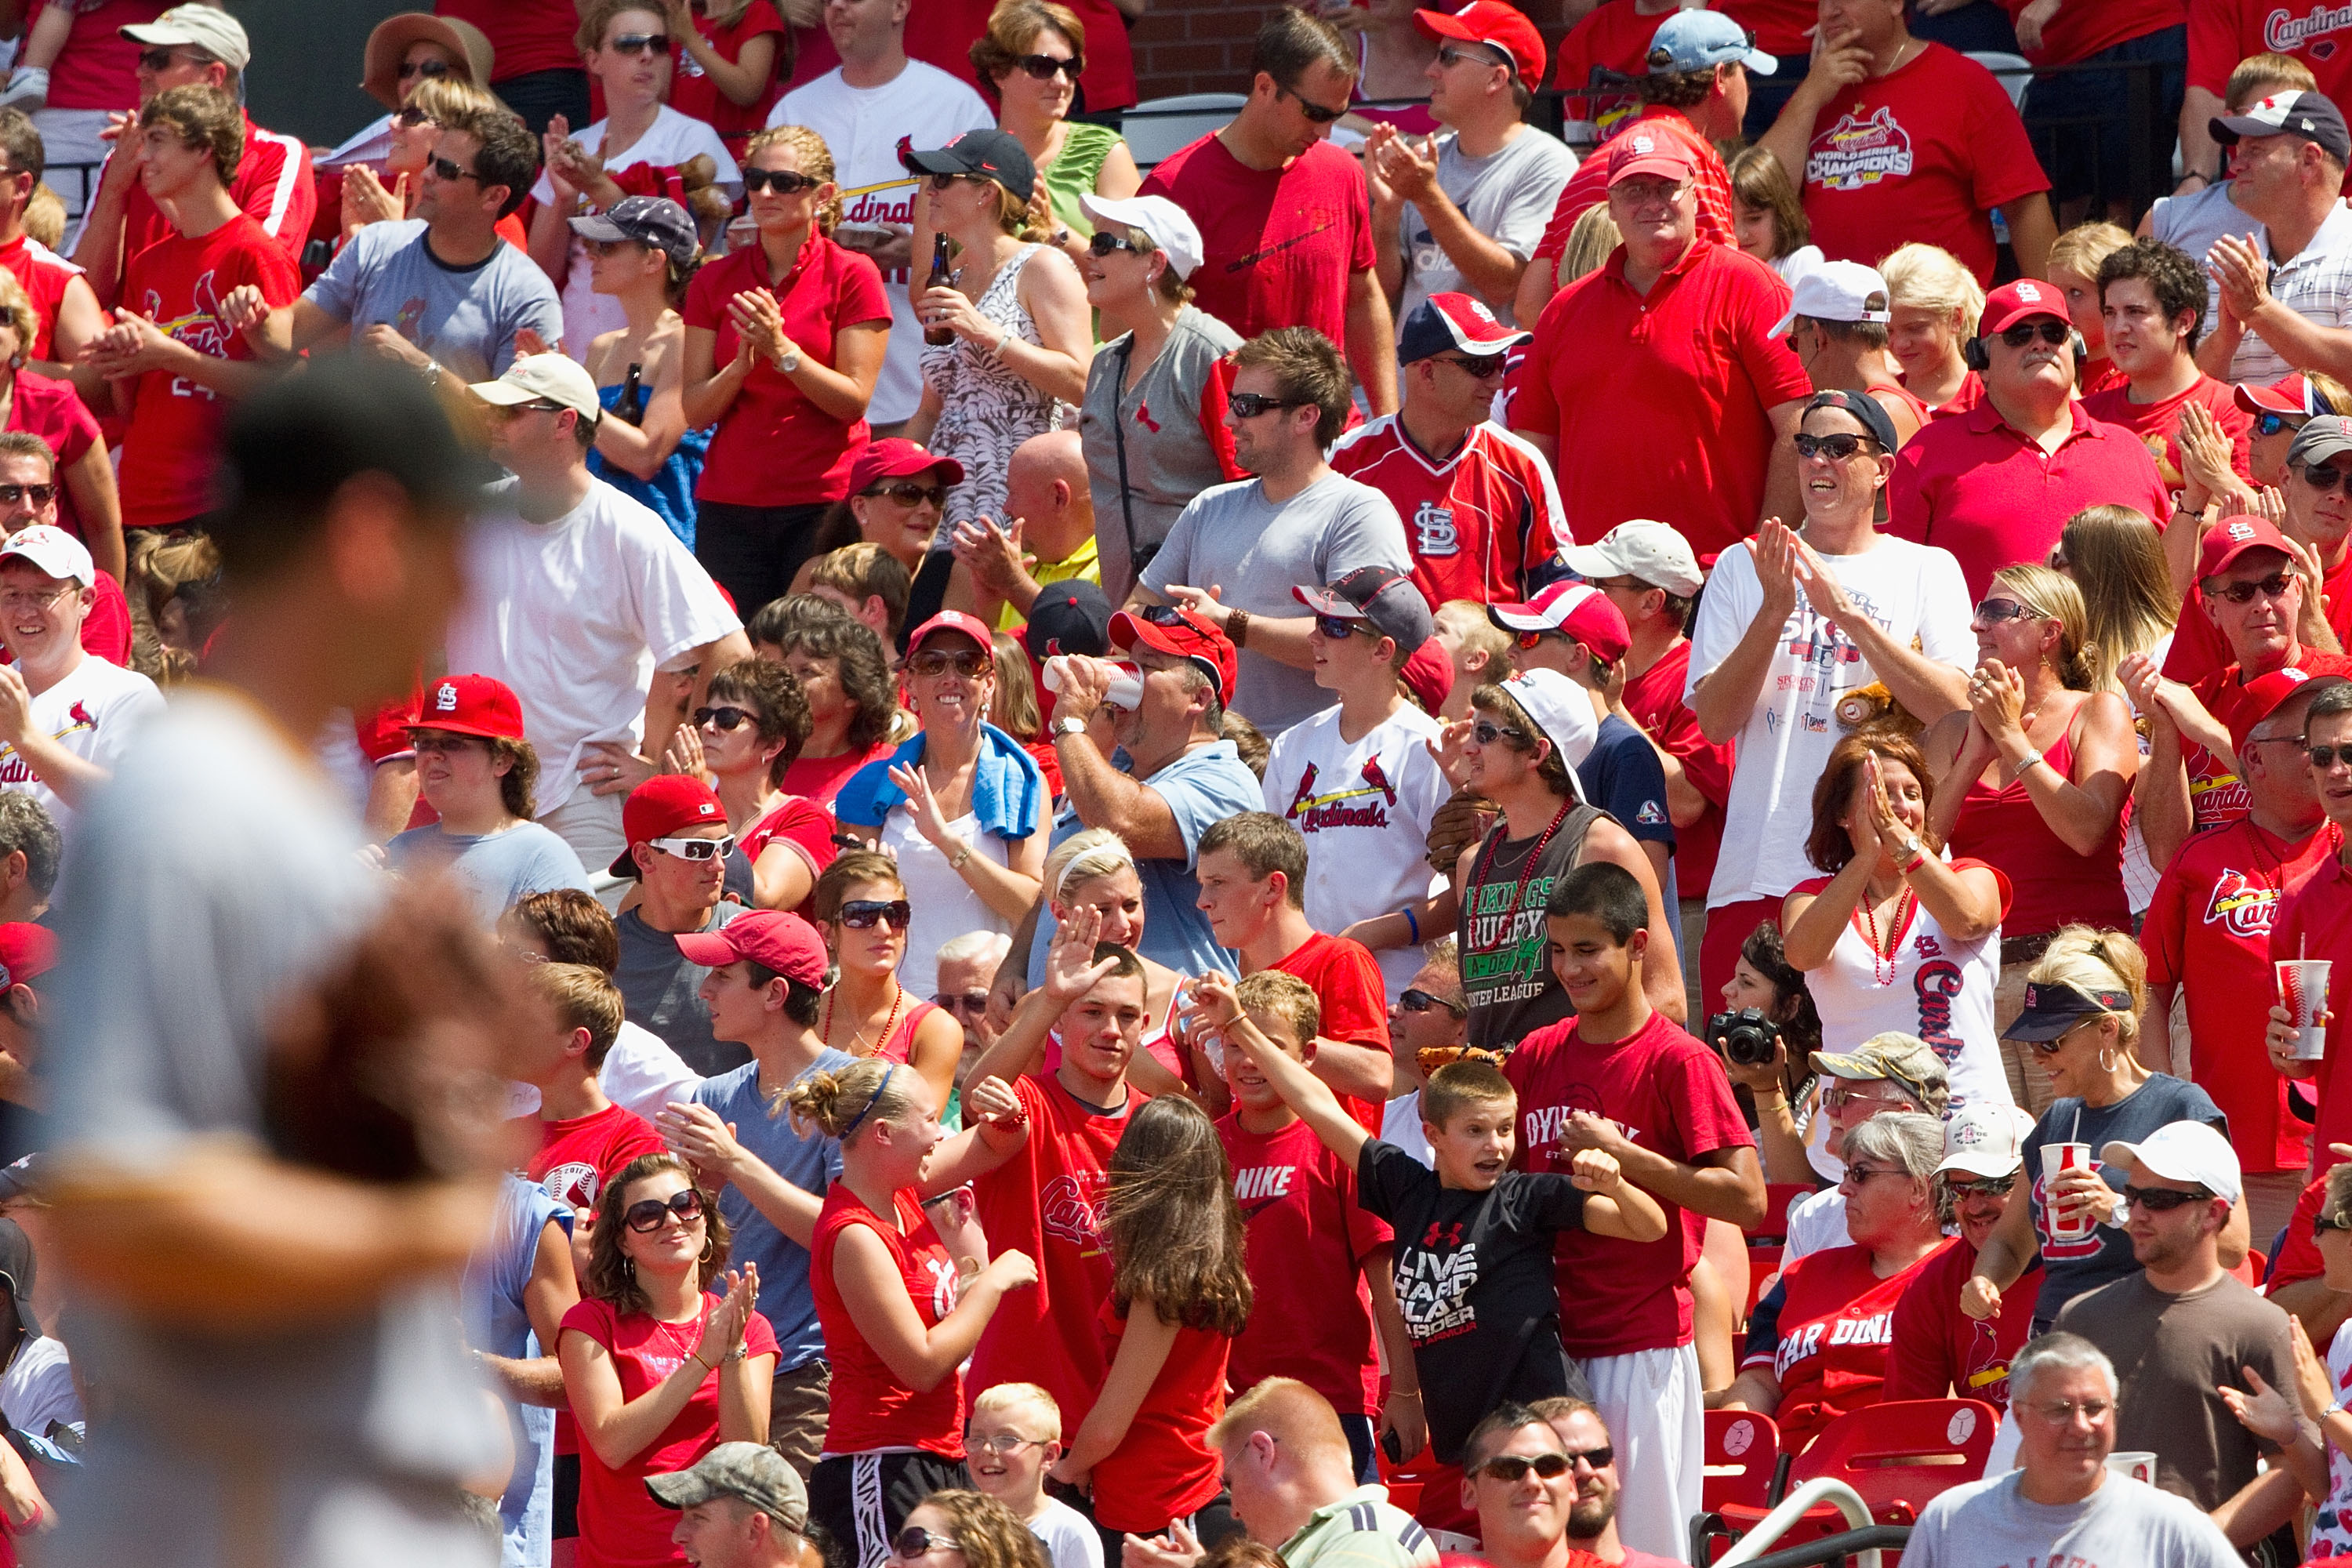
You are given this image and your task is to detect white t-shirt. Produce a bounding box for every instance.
[1685,533,1974,907]
[880,804,1014,989]
[0,652,163,824]
[766,63,995,425]
[1782,1186,1847,1263]
[1381,1090,1435,1167]
[445,478,742,818]
[1025,1497,1104,1568]
[1261,699,1450,998]
[529,105,740,359]
[506,1019,702,1123]
[1,1334,78,1436]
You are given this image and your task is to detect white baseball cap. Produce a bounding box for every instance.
[1555,520,1703,601]
[469,354,603,423]
[1494,667,1596,788]
[1934,1102,2037,1179]
[0,524,93,587]
[2101,1120,2242,1204]
[1771,260,1894,338]
[1080,194,1203,281]
[121,4,251,71]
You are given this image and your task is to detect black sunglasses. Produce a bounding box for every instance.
[606,31,670,55]
[1476,1452,1573,1481]
[2213,572,2294,605]
[838,898,913,931]
[1435,353,1508,380]
[0,484,56,506]
[1313,614,1374,641]
[744,168,822,195]
[624,1188,706,1232]
[1015,52,1083,80]
[1793,432,1878,460]
[1229,391,1305,419]
[1276,82,1347,123]
[1088,231,1143,257]
[1973,597,2040,623]
[2121,1185,2211,1212]
[136,46,207,72]
[927,170,992,192]
[1946,1173,2017,1199]
[866,481,947,508]
[2297,462,2351,492]
[430,154,481,183]
[1400,987,1466,1018]
[399,57,452,81]
[2256,411,2310,438]
[2311,743,2352,768]
[1999,321,2072,348]
[694,705,758,731]
[891,1528,962,1559]
[2318,1209,2352,1239]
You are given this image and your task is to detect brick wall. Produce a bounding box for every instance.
[1130,0,1575,104]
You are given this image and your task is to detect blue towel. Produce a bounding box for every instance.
[833,723,1047,841]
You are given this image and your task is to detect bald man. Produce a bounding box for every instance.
[946,429,1103,630]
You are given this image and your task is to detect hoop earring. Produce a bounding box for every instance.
[699,1236,713,1261]
[2098,1046,2118,1073]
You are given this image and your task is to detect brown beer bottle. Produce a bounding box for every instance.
[923,234,955,347]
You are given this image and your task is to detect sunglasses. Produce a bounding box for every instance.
[1999,321,2072,348]
[865,481,947,507]
[928,171,992,191]
[409,734,486,756]
[2318,1209,2352,1238]
[891,1528,962,1559]
[743,167,822,194]
[839,898,913,931]
[933,990,992,1016]
[1313,614,1374,641]
[1276,82,1347,123]
[606,31,670,55]
[1435,353,1508,380]
[2120,1185,2210,1212]
[430,154,481,183]
[1471,718,1530,746]
[2298,463,2351,492]
[648,833,736,861]
[398,57,452,81]
[1228,391,1305,419]
[909,648,990,679]
[136,47,208,71]
[1946,1174,2017,1199]
[2213,572,2294,605]
[1792,432,1877,460]
[1820,1087,1911,1112]
[586,238,644,259]
[1973,597,2040,623]
[694,705,758,731]
[1088,230,1143,257]
[623,1188,706,1232]
[2310,743,2352,768]
[2256,411,2310,438]
[394,104,436,129]
[1512,628,1562,652]
[0,483,56,506]
[1475,1452,1573,1481]
[1436,43,1508,71]
[1015,52,1083,80]
[1400,988,1466,1018]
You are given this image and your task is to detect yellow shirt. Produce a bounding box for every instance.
[996,533,1102,632]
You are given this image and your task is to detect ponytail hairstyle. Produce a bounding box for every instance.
[783,1057,924,1145]
[2025,924,2149,1048]
[1991,563,2099,692]
[743,124,843,236]
[1102,1095,1251,1334]
[585,1152,730,1315]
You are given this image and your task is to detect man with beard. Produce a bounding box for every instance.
[1530,1399,1677,1568]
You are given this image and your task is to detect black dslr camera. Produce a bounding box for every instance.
[1706,1007,1781,1068]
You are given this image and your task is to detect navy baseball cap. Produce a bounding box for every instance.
[1398,292,1530,364]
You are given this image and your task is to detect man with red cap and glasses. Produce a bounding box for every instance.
[1889,278,2172,599]
[0,522,160,827]
[2270,684,2352,1197]
[1364,0,1576,332]
[610,773,751,1077]
[1332,294,1566,612]
[1509,135,1809,565]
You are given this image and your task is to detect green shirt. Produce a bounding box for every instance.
[1041,121,1123,237]
[1280,1486,1441,1568]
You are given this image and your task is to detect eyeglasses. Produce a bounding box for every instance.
[1792,432,1878,461]
[865,481,947,508]
[967,1433,1043,1455]
[743,168,822,194]
[1434,353,1508,379]
[136,47,209,72]
[1973,597,2042,623]
[2120,1185,2212,1212]
[838,898,913,931]
[933,990,992,1017]
[2024,1398,2111,1425]
[1838,1163,1911,1190]
[891,1529,963,1559]
[1820,1087,1911,1112]
[2027,1022,2086,1055]
[1015,52,1084,80]
[1512,629,1562,652]
[1088,230,1143,257]
[1475,1452,1573,1482]
[1400,988,1467,1018]
[0,586,71,612]
[605,31,670,56]
[430,155,481,183]
[1998,321,2072,348]
[1470,718,1530,747]
[2297,463,2351,492]
[1312,614,1376,641]
[623,1188,706,1232]
[647,833,736,861]
[1276,82,1348,123]
[2213,572,2295,605]
[399,57,452,81]
[2312,743,2352,768]
[695,705,759,731]
[394,104,436,129]
[410,735,486,756]
[909,648,989,679]
[2318,1210,2352,1239]
[1946,1174,2018,1199]
[927,171,992,191]
[0,484,56,506]
[1228,391,1305,419]
[2256,411,2310,438]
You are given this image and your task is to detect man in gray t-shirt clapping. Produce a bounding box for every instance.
[1135,327,1410,736]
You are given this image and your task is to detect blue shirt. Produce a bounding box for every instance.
[692,1049,855,1369]
[387,821,593,928]
[462,1175,564,1566]
[589,379,709,550]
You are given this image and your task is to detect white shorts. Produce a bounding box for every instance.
[1577,1342,1702,1562]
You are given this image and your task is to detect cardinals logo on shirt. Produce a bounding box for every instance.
[1284,758,1399,832]
[0,702,99,785]
[1806,107,1916,191]
[396,296,428,339]
[1914,959,1965,1069]
[1414,499,1461,558]
[143,268,234,386]
[2203,869,2282,938]
[1040,1171,1109,1253]
[2267,5,2352,56]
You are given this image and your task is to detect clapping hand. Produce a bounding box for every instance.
[1966,658,2029,747]
[1751,517,1802,619]
[693,1265,760,1367]
[952,515,1030,601]
[2220,1363,2307,1445]
[657,1101,743,1180]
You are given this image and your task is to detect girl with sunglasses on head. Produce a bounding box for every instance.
[970,1,1140,274]
[813,851,968,1114]
[560,1151,779,1567]
[579,194,711,551]
[890,1491,1049,1568]
[789,1059,1041,1568]
[664,656,839,916]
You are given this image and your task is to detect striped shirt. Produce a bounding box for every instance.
[2228,198,2352,387]
[1282,1486,1440,1568]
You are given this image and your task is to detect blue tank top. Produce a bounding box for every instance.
[588,379,711,549]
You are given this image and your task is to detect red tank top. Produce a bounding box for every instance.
[875,999,942,1065]
[1088,1295,1232,1534]
[1867,381,1933,440]
[811,1186,966,1457]
[1947,726,2129,938]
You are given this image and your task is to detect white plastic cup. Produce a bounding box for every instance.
[2105,1451,2156,1483]
[1043,655,1144,711]
[2279,959,2332,1062]
[2042,1142,2097,1240]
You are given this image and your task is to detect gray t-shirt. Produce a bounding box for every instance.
[1079,306,1244,603]
[1907,1470,2238,1568]
[303,218,565,386]
[1142,474,1412,734]
[387,820,593,927]
[1398,126,1579,328]
[2148,178,2263,339]
[616,900,750,1078]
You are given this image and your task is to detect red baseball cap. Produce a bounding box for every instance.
[1413,0,1546,85]
[1606,129,1696,187]
[2237,371,2335,417]
[846,437,964,496]
[405,673,524,742]
[611,775,728,877]
[1401,635,1454,714]
[674,909,830,987]
[2198,514,2296,581]
[906,610,997,657]
[1980,278,2069,336]
[1109,604,1237,704]
[1487,581,1632,663]
[2227,667,2350,753]
[0,924,56,989]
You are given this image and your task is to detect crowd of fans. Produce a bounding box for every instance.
[9,0,2352,1565]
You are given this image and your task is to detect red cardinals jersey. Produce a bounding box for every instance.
[92,113,315,296]
[1330,416,1568,608]
[1885,1238,2040,1410]
[1746,1240,1954,1449]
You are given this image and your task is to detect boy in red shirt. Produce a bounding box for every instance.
[1214,970,1417,1481]
[513,960,665,1211]
[1502,861,1762,1562]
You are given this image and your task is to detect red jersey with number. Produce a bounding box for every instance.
[1091,1297,1231,1533]
[2081,375,2252,503]
[1217,1112,1391,1414]
[1503,1009,1755,1357]
[1795,43,2050,285]
[1886,1238,2041,1410]
[2271,852,2352,1173]
[0,234,80,361]
[967,1072,1149,1429]
[100,114,314,289]
[1330,416,1567,609]
[811,1185,966,1457]
[669,0,786,153]
[114,214,302,529]
[1532,108,1737,268]
[1745,1240,1951,1450]
[521,1102,665,1212]
[1621,638,1730,895]
[2143,817,2336,1173]
[1268,931,1391,1133]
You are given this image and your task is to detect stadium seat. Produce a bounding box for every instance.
[1122,94,1247,168]
[1702,1408,1780,1513]
[1968,52,2033,114]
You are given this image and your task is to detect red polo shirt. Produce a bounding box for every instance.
[1886,399,2173,599]
[2166,546,2352,688]
[2270,848,2352,1173]
[2004,0,2183,68]
[1510,239,1810,564]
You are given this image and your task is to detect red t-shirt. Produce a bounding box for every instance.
[1512,240,1810,564]
[1744,1240,1951,1450]
[1269,931,1391,1133]
[2190,0,2352,103]
[1329,416,1566,609]
[37,0,168,111]
[1533,109,1738,267]
[1502,1009,1755,1358]
[2080,375,2252,502]
[1885,1237,2041,1410]
[8,369,102,543]
[1136,136,1376,351]
[0,234,82,362]
[1717,0,1815,56]
[2166,546,2352,689]
[2143,816,2337,1174]
[682,236,891,508]
[2268,1170,2332,1293]
[811,1185,966,1457]
[100,115,317,288]
[2270,851,2352,1173]
[967,1072,1149,1428]
[522,1101,666,1212]
[782,742,893,807]
[436,0,583,82]
[742,793,837,916]
[1621,637,1730,895]
[1091,1296,1231,1534]
[1885,400,2174,599]
[114,214,302,529]
[1552,2,1674,128]
[559,1293,781,1568]
[2003,0,2183,67]
[670,1,786,151]
[1217,1112,1391,1414]
[2177,651,2352,833]
[1795,43,2050,285]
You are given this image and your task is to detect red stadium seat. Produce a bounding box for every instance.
[1744,1244,1781,1323]
[1753,1183,1809,1241]
[1713,1398,1997,1558]
[1702,1408,1780,1512]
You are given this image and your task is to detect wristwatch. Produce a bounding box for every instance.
[774,348,801,374]
[1050,717,1089,739]
[1893,835,1923,864]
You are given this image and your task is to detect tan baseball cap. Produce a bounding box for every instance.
[469,354,602,422]
[122,4,252,72]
